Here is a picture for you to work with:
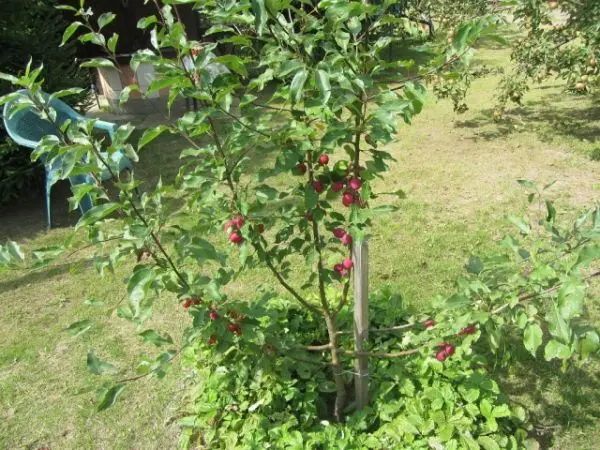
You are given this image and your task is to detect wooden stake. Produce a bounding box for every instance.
[353,238,369,409]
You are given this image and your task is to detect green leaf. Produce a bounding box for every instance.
[478,436,501,450]
[256,185,278,202]
[120,84,140,105]
[138,125,169,150]
[545,200,556,223]
[75,203,121,229]
[127,268,155,305]
[304,184,318,210]
[96,384,125,411]
[544,339,572,361]
[576,244,600,267]
[213,55,248,77]
[578,331,600,359]
[98,12,116,30]
[55,4,77,11]
[290,69,308,104]
[492,404,511,418]
[0,72,19,84]
[184,238,219,264]
[517,179,537,190]
[251,0,267,36]
[508,216,531,235]
[206,281,223,301]
[480,398,493,419]
[6,241,25,262]
[523,323,543,357]
[84,298,105,307]
[334,29,350,52]
[66,319,93,337]
[51,88,85,100]
[547,302,571,343]
[87,350,118,375]
[80,58,117,70]
[466,255,483,274]
[61,22,83,46]
[137,16,158,29]
[315,70,331,105]
[557,280,584,320]
[370,205,399,214]
[404,82,426,114]
[139,330,174,347]
[107,33,119,54]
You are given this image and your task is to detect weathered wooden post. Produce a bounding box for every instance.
[353,238,369,409]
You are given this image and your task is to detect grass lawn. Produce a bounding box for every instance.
[1,42,599,449]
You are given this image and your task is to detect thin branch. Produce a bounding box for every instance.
[262,256,321,315]
[369,52,465,100]
[215,104,271,138]
[65,235,123,259]
[206,115,237,198]
[337,322,417,335]
[306,150,331,315]
[305,343,333,351]
[117,350,179,383]
[342,348,420,358]
[334,279,351,316]
[236,96,295,113]
[492,270,600,315]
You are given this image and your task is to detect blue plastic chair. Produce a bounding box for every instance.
[2,89,132,229]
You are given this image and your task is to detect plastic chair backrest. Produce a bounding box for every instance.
[2,89,85,149]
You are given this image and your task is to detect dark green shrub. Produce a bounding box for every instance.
[0,0,92,108]
[0,138,43,204]
[0,0,92,203]
[179,293,529,449]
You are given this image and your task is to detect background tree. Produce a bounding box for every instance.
[497,0,599,117]
[0,0,92,204]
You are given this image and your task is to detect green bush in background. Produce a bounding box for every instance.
[0,0,92,205]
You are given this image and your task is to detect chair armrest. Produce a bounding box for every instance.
[93,119,118,138]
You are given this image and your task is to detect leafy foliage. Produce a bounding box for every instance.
[0,0,92,108]
[179,295,532,449]
[0,0,598,448]
[496,0,600,117]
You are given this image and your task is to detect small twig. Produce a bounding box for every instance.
[336,322,417,335]
[215,104,271,138]
[369,53,465,100]
[65,236,123,259]
[334,279,351,316]
[262,256,321,315]
[117,350,179,383]
[305,343,333,351]
[492,270,600,315]
[342,348,420,358]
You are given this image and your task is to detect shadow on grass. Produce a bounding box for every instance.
[486,340,600,448]
[0,262,79,294]
[455,90,600,144]
[0,180,79,241]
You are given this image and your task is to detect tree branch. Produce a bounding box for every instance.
[492,270,600,315]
